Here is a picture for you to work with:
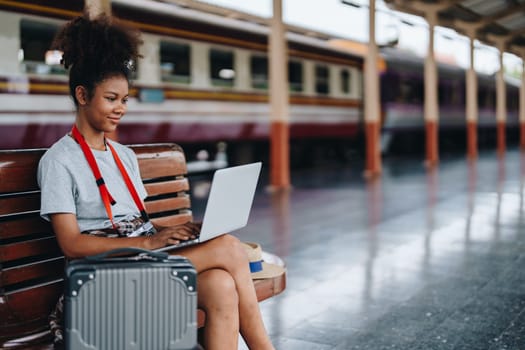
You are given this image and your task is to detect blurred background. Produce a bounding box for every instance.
[1,0,522,171]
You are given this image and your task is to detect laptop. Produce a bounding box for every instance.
[154,162,262,252]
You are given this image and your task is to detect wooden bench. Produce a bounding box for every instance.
[0,143,286,349]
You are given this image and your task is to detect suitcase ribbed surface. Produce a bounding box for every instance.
[67,265,196,350]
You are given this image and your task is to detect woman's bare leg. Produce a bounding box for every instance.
[198,269,239,350]
[179,234,274,349]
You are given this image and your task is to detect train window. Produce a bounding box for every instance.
[288,61,303,92]
[380,72,398,102]
[315,64,329,94]
[477,89,485,108]
[341,69,351,94]
[20,19,65,75]
[160,41,191,84]
[251,56,268,90]
[438,85,448,105]
[452,85,461,106]
[210,49,234,87]
[398,76,423,104]
[439,80,462,107]
[478,88,495,109]
[399,82,412,102]
[508,91,518,110]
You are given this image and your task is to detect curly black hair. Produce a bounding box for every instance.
[51,13,142,107]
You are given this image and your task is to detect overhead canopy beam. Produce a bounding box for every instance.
[385,0,525,159]
[384,0,525,57]
[476,4,525,27]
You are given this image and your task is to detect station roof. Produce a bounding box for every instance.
[157,0,338,40]
[384,0,525,58]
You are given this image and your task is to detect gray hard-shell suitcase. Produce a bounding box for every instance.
[65,248,198,350]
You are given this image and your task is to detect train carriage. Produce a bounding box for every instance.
[379,46,520,154]
[0,0,365,167]
[0,0,519,165]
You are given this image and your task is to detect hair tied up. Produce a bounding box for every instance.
[51,12,142,106]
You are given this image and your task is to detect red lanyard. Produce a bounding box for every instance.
[71,125,149,229]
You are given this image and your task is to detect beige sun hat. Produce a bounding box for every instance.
[241,242,286,280]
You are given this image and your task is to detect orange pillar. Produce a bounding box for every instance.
[466,121,477,159]
[269,0,290,189]
[424,11,439,167]
[465,32,478,160]
[270,121,290,188]
[497,121,506,155]
[363,0,381,177]
[425,120,439,166]
[495,46,506,156]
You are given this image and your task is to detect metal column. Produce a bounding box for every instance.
[269,0,290,189]
[521,58,525,149]
[496,46,507,155]
[363,0,382,177]
[466,31,478,159]
[424,11,439,167]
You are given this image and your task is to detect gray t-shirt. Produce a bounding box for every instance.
[37,135,148,232]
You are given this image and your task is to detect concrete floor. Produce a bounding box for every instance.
[191,148,525,350]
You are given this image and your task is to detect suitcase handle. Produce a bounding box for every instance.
[85,247,169,261]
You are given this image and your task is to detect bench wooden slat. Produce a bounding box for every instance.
[0,216,52,240]
[144,179,189,197]
[254,273,287,301]
[131,143,185,158]
[145,196,191,215]
[0,193,41,216]
[0,331,53,349]
[0,281,62,338]
[1,257,64,289]
[139,158,187,180]
[0,237,61,262]
[135,145,187,180]
[151,212,193,228]
[0,150,44,194]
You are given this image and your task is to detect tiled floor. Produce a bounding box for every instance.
[192,148,525,350]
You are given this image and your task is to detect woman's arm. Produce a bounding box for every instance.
[51,213,199,259]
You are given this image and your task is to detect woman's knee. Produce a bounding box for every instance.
[179,235,249,273]
[213,234,249,266]
[198,269,238,310]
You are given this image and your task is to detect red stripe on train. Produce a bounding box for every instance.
[0,122,360,150]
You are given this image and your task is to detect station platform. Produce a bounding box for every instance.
[190,148,525,349]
